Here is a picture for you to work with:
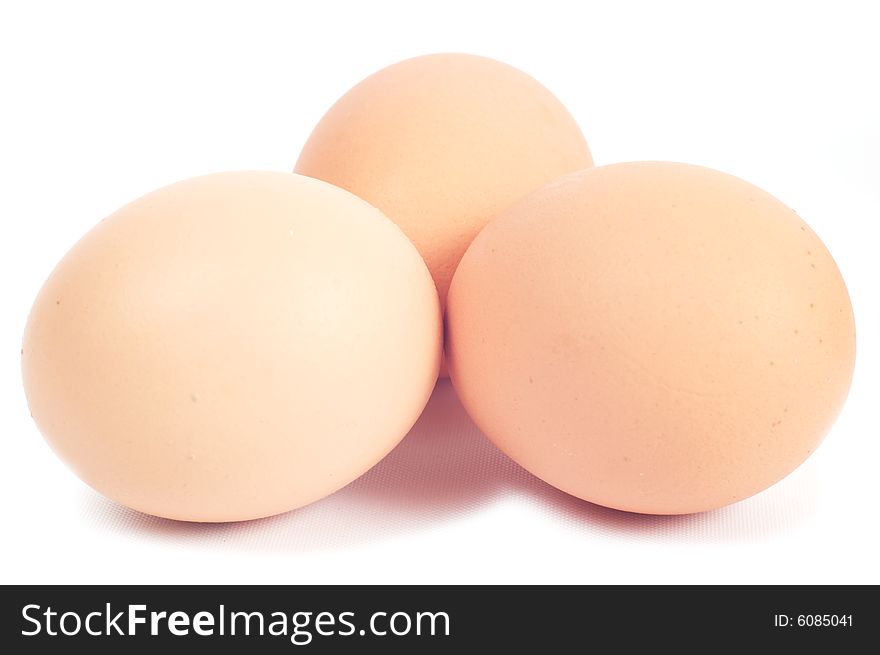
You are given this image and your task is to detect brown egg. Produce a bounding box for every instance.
[447,162,856,515]
[295,53,592,374]
[22,172,441,522]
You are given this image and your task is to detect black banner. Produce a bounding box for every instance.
[1,585,874,652]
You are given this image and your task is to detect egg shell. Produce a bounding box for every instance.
[295,53,593,371]
[22,171,441,522]
[447,162,856,514]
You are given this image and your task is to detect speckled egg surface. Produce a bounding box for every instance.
[447,162,855,514]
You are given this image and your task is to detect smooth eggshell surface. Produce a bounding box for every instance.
[447,162,855,514]
[295,53,592,319]
[22,172,441,522]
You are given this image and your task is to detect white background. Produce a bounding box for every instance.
[1,0,878,584]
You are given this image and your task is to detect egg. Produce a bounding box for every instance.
[22,171,441,522]
[447,162,856,514]
[295,53,593,374]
